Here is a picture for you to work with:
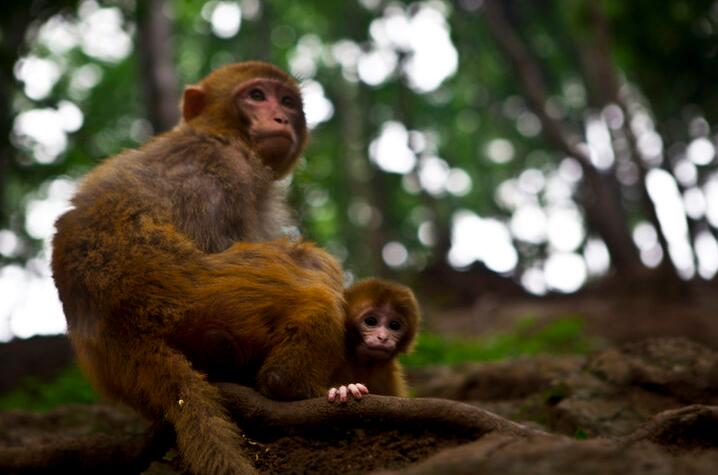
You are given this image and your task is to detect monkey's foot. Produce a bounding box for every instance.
[327,383,369,403]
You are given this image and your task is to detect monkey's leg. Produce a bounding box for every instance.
[91,336,256,475]
[202,241,346,400]
[255,283,346,400]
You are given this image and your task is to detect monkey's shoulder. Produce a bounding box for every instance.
[67,130,290,248]
[68,148,150,210]
[74,132,259,202]
[145,131,275,193]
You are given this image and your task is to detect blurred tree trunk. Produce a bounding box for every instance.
[327,2,389,278]
[0,11,28,227]
[396,65,451,258]
[357,86,394,278]
[575,1,685,290]
[255,2,273,62]
[483,0,645,279]
[0,1,77,229]
[335,80,386,276]
[136,0,179,133]
[395,65,484,297]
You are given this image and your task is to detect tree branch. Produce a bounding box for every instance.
[482,0,588,165]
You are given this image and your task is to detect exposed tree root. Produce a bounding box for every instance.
[1,384,717,474]
[219,383,540,438]
[621,405,718,450]
[0,383,539,473]
[378,405,718,475]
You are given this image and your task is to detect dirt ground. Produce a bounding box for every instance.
[236,428,473,475]
[2,289,718,473]
[3,337,718,474]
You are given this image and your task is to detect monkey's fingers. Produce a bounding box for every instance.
[347,383,367,399]
[327,384,369,403]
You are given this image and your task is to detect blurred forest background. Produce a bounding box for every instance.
[1,0,718,393]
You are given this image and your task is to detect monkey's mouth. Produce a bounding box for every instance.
[253,130,293,143]
[361,345,394,359]
[253,133,296,166]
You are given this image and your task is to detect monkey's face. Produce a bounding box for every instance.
[355,306,406,362]
[235,78,306,176]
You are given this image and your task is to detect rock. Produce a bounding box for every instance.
[411,338,718,438]
[387,433,718,475]
[587,338,718,404]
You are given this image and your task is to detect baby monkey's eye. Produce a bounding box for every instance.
[281,96,296,107]
[249,88,266,101]
[364,315,378,326]
[389,320,401,331]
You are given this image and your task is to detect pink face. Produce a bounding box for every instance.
[356,305,405,361]
[235,78,305,170]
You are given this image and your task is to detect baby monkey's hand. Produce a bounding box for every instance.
[327,383,369,403]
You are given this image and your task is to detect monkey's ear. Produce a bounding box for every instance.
[182,86,206,122]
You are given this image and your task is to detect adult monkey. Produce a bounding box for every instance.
[52,62,347,475]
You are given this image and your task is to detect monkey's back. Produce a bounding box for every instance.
[51,130,291,338]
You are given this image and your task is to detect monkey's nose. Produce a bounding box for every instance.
[273,116,289,125]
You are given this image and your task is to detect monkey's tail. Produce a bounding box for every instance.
[96,337,256,475]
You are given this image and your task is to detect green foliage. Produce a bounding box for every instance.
[401,315,596,368]
[0,365,98,412]
[0,316,594,410]
[2,0,716,284]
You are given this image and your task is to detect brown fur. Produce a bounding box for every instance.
[332,278,420,397]
[52,62,344,475]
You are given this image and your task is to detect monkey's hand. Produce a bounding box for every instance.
[326,383,369,403]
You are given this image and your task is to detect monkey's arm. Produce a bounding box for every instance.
[327,364,408,401]
[362,361,410,397]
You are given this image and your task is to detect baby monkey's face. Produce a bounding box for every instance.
[355,305,406,361]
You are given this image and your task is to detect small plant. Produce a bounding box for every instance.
[0,365,98,411]
[574,428,589,440]
[401,315,597,368]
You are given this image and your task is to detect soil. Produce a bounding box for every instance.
[3,337,718,474]
[3,288,718,474]
[239,428,472,475]
[0,403,475,474]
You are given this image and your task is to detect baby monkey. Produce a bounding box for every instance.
[328,278,420,402]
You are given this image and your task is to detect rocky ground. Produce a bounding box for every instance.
[2,337,718,474]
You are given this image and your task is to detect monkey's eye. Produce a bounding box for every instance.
[248,88,266,101]
[389,320,402,331]
[281,96,296,108]
[364,315,378,326]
